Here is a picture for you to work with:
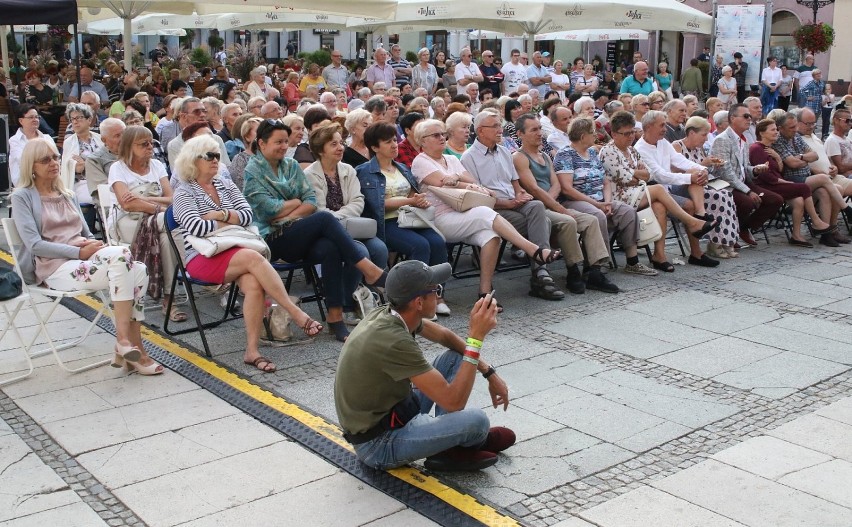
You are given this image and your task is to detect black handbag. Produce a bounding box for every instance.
[0,266,23,301]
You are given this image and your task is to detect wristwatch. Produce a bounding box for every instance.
[482,366,497,379]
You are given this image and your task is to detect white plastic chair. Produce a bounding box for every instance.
[0,287,38,387]
[1,218,112,381]
[97,183,126,247]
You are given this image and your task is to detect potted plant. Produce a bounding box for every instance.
[793,22,834,55]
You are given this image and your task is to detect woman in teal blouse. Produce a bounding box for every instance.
[243,120,389,341]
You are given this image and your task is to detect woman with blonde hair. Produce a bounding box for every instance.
[12,140,159,375]
[227,116,264,190]
[443,111,472,159]
[647,91,667,111]
[108,126,183,322]
[282,113,305,158]
[173,135,321,372]
[202,96,225,133]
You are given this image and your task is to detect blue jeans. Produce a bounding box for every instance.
[383,219,448,266]
[342,237,388,311]
[352,350,490,470]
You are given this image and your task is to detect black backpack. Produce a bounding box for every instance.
[0,266,22,301]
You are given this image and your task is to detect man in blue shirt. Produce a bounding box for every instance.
[619,61,655,96]
[526,51,552,99]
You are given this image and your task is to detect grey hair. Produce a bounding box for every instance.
[662,98,685,114]
[811,68,821,75]
[772,111,795,128]
[418,47,430,56]
[641,110,666,129]
[517,94,532,105]
[357,87,372,98]
[722,65,732,75]
[445,111,472,132]
[604,100,624,115]
[65,102,92,120]
[473,110,499,130]
[344,108,371,132]
[79,91,101,104]
[573,97,594,114]
[743,96,761,107]
[175,135,220,183]
[413,119,445,144]
[713,111,729,126]
[178,97,201,114]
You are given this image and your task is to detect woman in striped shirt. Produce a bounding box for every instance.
[173,135,322,373]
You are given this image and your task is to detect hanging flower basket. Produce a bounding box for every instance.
[47,25,72,44]
[793,22,834,55]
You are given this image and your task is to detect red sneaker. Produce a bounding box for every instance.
[480,426,516,453]
[424,447,497,471]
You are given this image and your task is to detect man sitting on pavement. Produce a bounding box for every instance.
[335,261,515,471]
[513,114,619,294]
[462,111,566,300]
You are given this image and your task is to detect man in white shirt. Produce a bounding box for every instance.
[546,106,572,152]
[526,51,552,99]
[634,110,720,267]
[824,106,852,177]
[455,48,483,88]
[797,108,842,182]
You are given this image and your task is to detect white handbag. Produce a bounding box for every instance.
[635,181,663,247]
[396,205,445,241]
[185,225,271,259]
[427,185,496,212]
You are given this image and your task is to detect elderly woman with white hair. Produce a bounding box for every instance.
[244,67,279,101]
[12,140,158,375]
[410,118,561,309]
[717,65,737,110]
[342,108,372,169]
[443,111,472,159]
[573,97,595,119]
[430,96,447,120]
[202,96,225,133]
[282,114,306,159]
[61,102,103,231]
[412,47,438,96]
[173,135,322,373]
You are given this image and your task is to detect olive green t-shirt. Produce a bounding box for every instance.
[334,306,432,435]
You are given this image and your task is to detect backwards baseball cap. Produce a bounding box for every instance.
[385,260,452,307]
[541,51,551,57]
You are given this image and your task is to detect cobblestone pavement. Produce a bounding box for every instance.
[3,215,852,525]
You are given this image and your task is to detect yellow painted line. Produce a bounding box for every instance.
[0,246,519,527]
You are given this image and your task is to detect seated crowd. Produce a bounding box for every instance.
[6,42,852,473]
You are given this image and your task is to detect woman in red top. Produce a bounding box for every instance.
[749,118,832,247]
[282,71,301,112]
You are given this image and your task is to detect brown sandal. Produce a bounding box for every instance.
[303,318,323,337]
[163,305,188,323]
[244,356,276,373]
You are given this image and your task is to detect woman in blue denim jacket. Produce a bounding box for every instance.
[356,122,450,315]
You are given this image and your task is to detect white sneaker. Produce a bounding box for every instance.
[342,311,362,326]
[435,302,451,316]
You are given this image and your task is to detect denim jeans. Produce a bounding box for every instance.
[352,350,490,470]
[342,237,388,311]
[383,219,448,266]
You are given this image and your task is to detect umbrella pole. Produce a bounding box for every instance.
[74,23,81,101]
[1,26,9,72]
[123,17,132,73]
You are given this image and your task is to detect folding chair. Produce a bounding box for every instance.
[1,219,112,381]
[97,184,126,247]
[161,206,241,357]
[609,220,686,269]
[271,261,326,322]
[447,240,528,280]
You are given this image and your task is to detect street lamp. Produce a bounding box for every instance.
[796,0,835,24]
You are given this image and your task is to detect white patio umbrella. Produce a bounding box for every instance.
[535,29,650,43]
[213,12,349,32]
[350,0,710,54]
[83,13,217,35]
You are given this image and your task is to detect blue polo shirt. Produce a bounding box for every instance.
[620,75,655,96]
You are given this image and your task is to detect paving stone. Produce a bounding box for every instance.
[175,472,404,527]
[777,459,852,509]
[718,280,837,308]
[713,352,848,398]
[360,508,441,527]
[539,392,666,444]
[625,291,736,321]
[482,406,564,444]
[509,427,601,458]
[579,485,746,527]
[3,501,110,527]
[0,434,76,522]
[815,397,852,426]
[769,314,852,344]
[651,336,780,379]
[712,436,832,480]
[748,273,852,300]
[568,370,741,429]
[652,460,851,527]
[731,324,852,365]
[777,262,852,281]
[768,414,852,462]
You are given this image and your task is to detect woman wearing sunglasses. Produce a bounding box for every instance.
[174,135,322,372]
[12,140,159,375]
[108,125,184,323]
[244,120,389,342]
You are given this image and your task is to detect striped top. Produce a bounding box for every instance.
[172,177,253,264]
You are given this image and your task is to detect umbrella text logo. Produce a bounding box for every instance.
[416,6,438,17]
[266,12,279,20]
[564,4,584,17]
[686,17,701,30]
[625,10,643,19]
[496,3,516,18]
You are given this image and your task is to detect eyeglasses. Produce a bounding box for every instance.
[35,154,61,164]
[190,108,208,115]
[423,132,448,140]
[613,130,636,137]
[134,140,154,148]
[250,105,264,110]
[479,123,502,129]
[417,284,443,297]
[197,151,221,161]
[23,114,40,120]
[639,102,650,106]
[800,121,817,127]
[738,114,753,120]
